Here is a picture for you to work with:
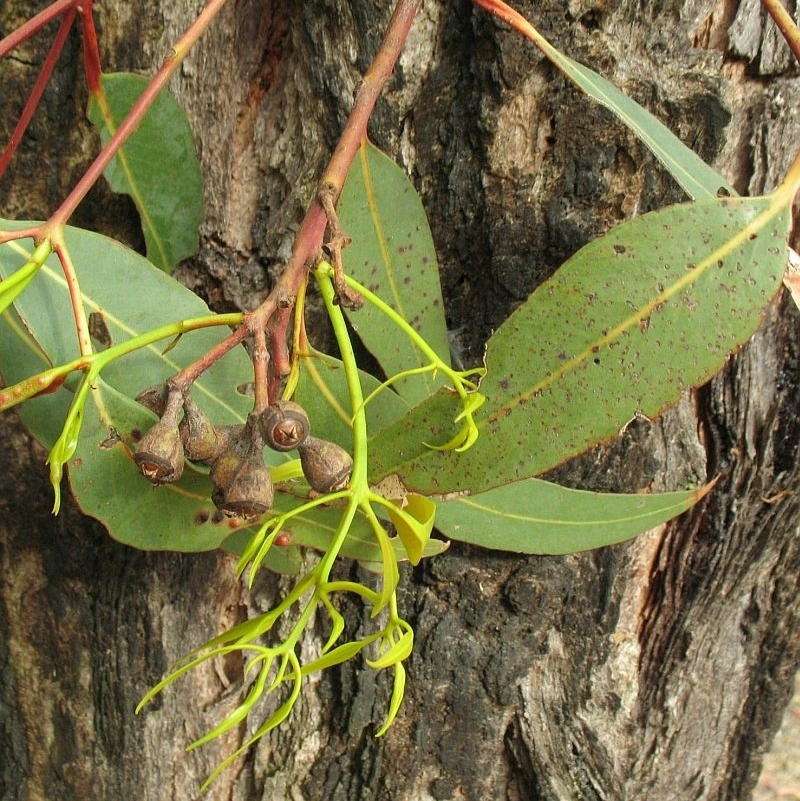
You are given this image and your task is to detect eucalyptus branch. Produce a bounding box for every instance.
[761,0,800,67]
[0,0,75,58]
[172,0,422,396]
[0,5,76,177]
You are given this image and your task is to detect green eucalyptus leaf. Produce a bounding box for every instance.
[434,478,713,554]
[368,195,788,493]
[375,661,406,737]
[0,223,254,551]
[87,73,203,272]
[338,140,451,404]
[302,635,380,674]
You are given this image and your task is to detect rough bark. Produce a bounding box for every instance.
[1,1,799,800]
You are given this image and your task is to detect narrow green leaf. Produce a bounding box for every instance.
[338,140,451,404]
[434,478,713,554]
[302,635,380,674]
[87,73,203,272]
[368,195,789,493]
[375,662,406,737]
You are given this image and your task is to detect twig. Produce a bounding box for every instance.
[761,0,800,66]
[48,0,231,228]
[0,0,76,58]
[0,6,76,177]
[175,0,422,391]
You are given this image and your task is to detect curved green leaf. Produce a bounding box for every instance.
[368,194,789,493]
[434,478,714,554]
[338,140,451,404]
[87,72,203,272]
[0,221,250,422]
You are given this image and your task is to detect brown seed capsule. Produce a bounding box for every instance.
[261,400,311,452]
[135,383,169,416]
[297,435,353,494]
[134,390,184,484]
[209,424,273,520]
[180,393,226,463]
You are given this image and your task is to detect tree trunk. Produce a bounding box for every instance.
[2,1,799,799]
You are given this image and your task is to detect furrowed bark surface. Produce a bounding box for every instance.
[1,1,799,800]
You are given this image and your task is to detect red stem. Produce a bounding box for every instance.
[0,0,78,58]
[79,1,103,94]
[173,0,422,392]
[47,0,231,228]
[0,7,77,177]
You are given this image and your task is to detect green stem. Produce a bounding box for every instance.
[0,239,52,313]
[0,310,242,412]
[314,263,369,489]
[343,271,482,385]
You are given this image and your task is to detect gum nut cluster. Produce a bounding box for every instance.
[133,386,354,520]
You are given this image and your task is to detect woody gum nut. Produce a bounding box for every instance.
[261,400,311,452]
[297,436,353,494]
[134,388,185,484]
[180,393,226,463]
[211,461,274,520]
[209,425,273,519]
[135,383,169,416]
[134,417,185,484]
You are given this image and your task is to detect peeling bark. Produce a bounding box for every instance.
[1,1,799,800]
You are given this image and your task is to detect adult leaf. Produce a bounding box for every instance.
[338,140,451,404]
[0,225,253,550]
[475,0,734,200]
[368,195,788,493]
[0,222,250,424]
[435,478,713,554]
[87,72,203,273]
